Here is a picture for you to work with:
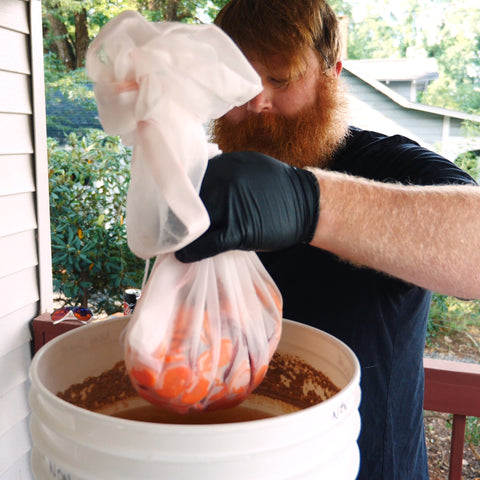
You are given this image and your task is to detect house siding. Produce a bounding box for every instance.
[382,80,412,101]
[344,70,446,146]
[343,68,480,160]
[449,117,465,138]
[0,1,52,479]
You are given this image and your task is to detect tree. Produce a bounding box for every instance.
[346,0,442,59]
[420,0,480,113]
[43,0,229,72]
[347,13,398,59]
[136,0,230,22]
[344,0,480,114]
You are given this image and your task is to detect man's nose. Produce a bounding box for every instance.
[246,89,272,113]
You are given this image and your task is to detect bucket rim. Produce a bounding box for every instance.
[29,316,361,433]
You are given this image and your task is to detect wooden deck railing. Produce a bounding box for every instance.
[424,357,480,480]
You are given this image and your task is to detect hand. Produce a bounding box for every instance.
[175,151,320,262]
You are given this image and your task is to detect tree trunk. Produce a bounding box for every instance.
[163,0,179,21]
[45,11,76,70]
[161,0,191,21]
[74,9,89,69]
[136,0,192,22]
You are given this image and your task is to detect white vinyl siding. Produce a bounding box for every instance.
[0,114,34,153]
[0,1,52,479]
[0,0,29,33]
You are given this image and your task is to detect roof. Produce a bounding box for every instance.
[342,60,480,124]
[46,89,101,143]
[345,58,439,83]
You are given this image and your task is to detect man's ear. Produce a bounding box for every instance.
[335,61,343,77]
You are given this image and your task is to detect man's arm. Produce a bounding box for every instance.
[310,168,480,299]
[176,151,480,300]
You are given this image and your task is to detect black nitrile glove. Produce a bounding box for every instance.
[175,151,320,263]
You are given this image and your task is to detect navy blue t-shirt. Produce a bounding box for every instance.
[258,127,477,480]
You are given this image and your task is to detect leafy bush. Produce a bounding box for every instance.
[49,130,146,314]
[427,294,480,342]
[455,149,480,182]
[466,416,480,447]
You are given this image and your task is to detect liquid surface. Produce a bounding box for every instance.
[112,404,276,424]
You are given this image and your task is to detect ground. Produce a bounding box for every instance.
[424,325,480,480]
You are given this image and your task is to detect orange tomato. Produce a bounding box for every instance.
[207,379,227,403]
[156,365,190,398]
[130,365,158,388]
[218,338,233,368]
[181,377,210,405]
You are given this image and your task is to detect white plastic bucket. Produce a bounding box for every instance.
[29,317,361,480]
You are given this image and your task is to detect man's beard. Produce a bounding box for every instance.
[210,76,349,169]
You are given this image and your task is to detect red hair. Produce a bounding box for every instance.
[215,0,342,77]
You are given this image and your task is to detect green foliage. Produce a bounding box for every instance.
[136,0,230,22]
[455,150,480,182]
[49,130,145,314]
[420,1,480,114]
[443,415,480,449]
[46,65,95,104]
[347,15,398,59]
[346,0,480,114]
[42,0,233,141]
[466,416,480,447]
[427,294,449,340]
[427,294,480,343]
[42,0,137,46]
[328,0,353,17]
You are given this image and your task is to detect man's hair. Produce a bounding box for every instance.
[215,0,341,76]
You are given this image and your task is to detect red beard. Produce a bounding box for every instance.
[211,76,349,169]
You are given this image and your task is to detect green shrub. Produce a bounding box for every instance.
[49,130,146,314]
[455,150,480,182]
[428,293,480,342]
[466,416,480,447]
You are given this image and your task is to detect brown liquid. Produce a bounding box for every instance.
[112,404,276,424]
[58,354,339,422]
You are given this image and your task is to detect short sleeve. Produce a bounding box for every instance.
[334,128,478,187]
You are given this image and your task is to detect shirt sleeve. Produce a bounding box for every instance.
[336,128,478,187]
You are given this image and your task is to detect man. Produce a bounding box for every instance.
[176,0,480,478]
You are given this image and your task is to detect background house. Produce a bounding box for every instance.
[346,57,439,102]
[342,59,480,162]
[0,1,51,478]
[46,89,101,143]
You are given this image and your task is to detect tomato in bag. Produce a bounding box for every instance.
[125,252,282,412]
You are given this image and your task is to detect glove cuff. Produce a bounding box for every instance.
[297,167,320,244]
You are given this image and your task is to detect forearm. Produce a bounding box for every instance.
[309,168,480,299]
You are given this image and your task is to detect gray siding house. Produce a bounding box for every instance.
[343,60,480,162]
[346,57,439,102]
[0,1,51,479]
